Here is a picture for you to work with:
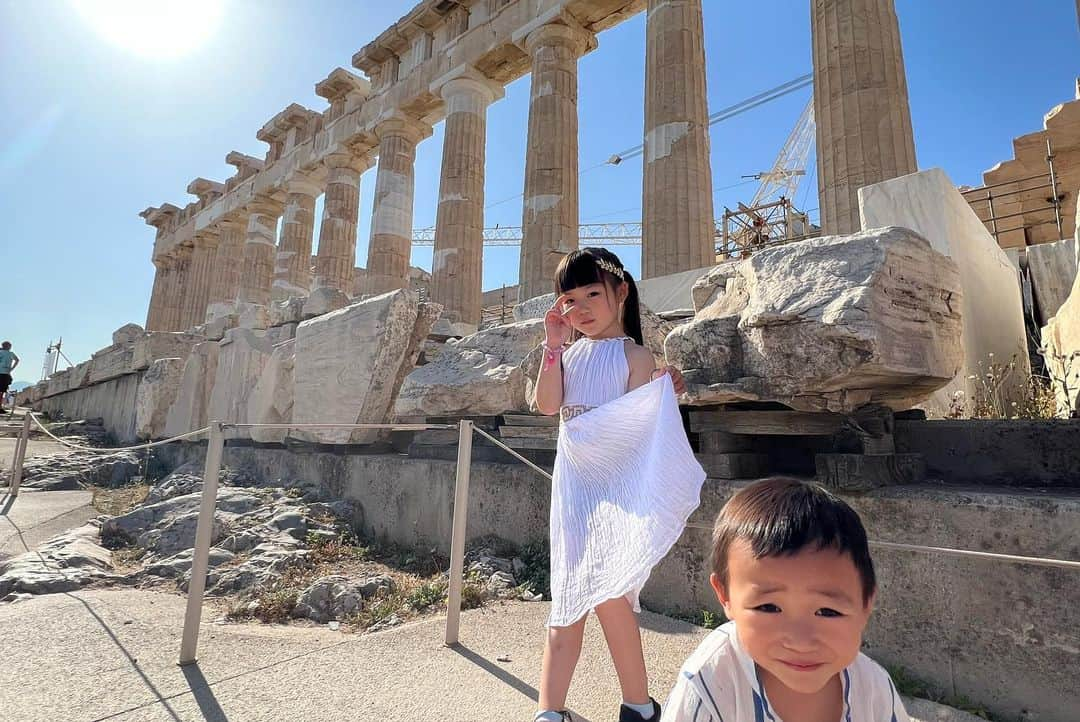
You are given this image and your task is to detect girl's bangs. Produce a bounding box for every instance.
[555,251,604,293]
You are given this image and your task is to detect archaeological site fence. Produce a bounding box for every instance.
[2,410,1078,670]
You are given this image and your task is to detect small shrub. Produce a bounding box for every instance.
[517,540,550,600]
[407,580,447,611]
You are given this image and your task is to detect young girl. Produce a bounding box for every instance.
[533,248,707,722]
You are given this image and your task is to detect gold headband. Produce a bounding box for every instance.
[596,257,624,280]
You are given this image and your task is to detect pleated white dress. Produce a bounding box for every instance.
[548,336,707,627]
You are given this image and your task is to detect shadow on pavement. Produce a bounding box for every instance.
[181,664,229,722]
[448,643,594,722]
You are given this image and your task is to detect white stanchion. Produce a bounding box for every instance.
[444,420,474,646]
[179,420,225,665]
[9,413,31,497]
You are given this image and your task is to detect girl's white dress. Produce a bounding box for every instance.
[549,336,707,627]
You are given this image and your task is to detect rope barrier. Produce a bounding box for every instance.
[224,422,456,431]
[469,425,1080,574]
[28,413,209,452]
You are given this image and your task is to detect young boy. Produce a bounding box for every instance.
[661,477,909,722]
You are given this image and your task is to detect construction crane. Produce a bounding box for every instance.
[411,76,818,251]
[719,98,818,257]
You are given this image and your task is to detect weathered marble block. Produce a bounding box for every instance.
[164,340,221,437]
[207,328,277,426]
[860,168,1029,415]
[668,227,964,413]
[87,344,135,385]
[247,340,296,444]
[135,358,186,439]
[1027,237,1078,325]
[395,318,546,418]
[131,332,204,371]
[112,323,144,346]
[292,289,421,444]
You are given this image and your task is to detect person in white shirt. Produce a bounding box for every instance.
[662,478,910,722]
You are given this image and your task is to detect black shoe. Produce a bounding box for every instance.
[619,698,661,722]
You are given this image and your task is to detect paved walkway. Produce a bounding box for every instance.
[0,590,704,722]
[0,589,980,722]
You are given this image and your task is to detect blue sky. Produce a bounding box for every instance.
[1,0,1077,385]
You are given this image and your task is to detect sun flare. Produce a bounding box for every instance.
[71,0,224,60]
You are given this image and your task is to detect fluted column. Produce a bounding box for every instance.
[315,153,371,293]
[812,0,917,235]
[237,199,284,306]
[518,22,594,302]
[274,175,322,300]
[146,258,169,331]
[365,116,431,295]
[642,0,714,278]
[166,244,192,331]
[205,216,247,319]
[182,228,219,328]
[431,72,503,329]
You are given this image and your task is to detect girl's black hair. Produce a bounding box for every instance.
[553,247,644,346]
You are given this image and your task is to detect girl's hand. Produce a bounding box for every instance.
[652,365,687,394]
[544,295,572,347]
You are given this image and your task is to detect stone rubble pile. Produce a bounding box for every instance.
[5,448,147,491]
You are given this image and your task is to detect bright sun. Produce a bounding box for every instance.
[72,0,224,60]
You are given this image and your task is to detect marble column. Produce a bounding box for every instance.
[183,228,219,328]
[314,153,371,293]
[365,116,431,296]
[642,0,715,278]
[811,0,917,235]
[206,215,247,318]
[146,258,169,331]
[237,199,284,307]
[518,22,594,302]
[274,175,322,300]
[167,244,193,331]
[430,73,503,330]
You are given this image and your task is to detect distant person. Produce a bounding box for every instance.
[0,341,19,414]
[660,478,910,722]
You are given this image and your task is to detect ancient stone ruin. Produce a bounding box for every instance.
[9,2,1080,721]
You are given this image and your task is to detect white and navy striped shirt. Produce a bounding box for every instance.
[661,622,910,722]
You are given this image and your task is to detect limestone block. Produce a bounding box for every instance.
[1026,237,1077,324]
[247,340,295,443]
[292,290,420,444]
[163,340,221,437]
[207,328,277,425]
[1041,270,1080,416]
[860,168,1030,416]
[386,302,443,421]
[131,332,204,371]
[266,323,297,345]
[87,344,135,385]
[269,296,306,327]
[667,227,964,413]
[111,323,144,346]
[302,286,350,320]
[395,318,546,418]
[203,312,240,341]
[511,292,673,364]
[237,303,270,330]
[44,369,71,398]
[134,358,186,439]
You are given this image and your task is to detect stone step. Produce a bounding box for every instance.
[689,409,846,436]
[498,426,558,440]
[815,453,925,491]
[502,414,558,428]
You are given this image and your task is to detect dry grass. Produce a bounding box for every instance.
[92,483,150,516]
[224,533,488,631]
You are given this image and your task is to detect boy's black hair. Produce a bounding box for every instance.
[711,477,877,605]
[553,247,644,346]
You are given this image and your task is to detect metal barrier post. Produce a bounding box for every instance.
[179,420,224,665]
[444,420,474,646]
[10,412,31,497]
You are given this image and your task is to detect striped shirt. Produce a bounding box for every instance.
[661,622,910,722]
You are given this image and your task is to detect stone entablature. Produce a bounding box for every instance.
[146,1,642,267]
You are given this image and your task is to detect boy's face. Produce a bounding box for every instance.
[711,539,873,696]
